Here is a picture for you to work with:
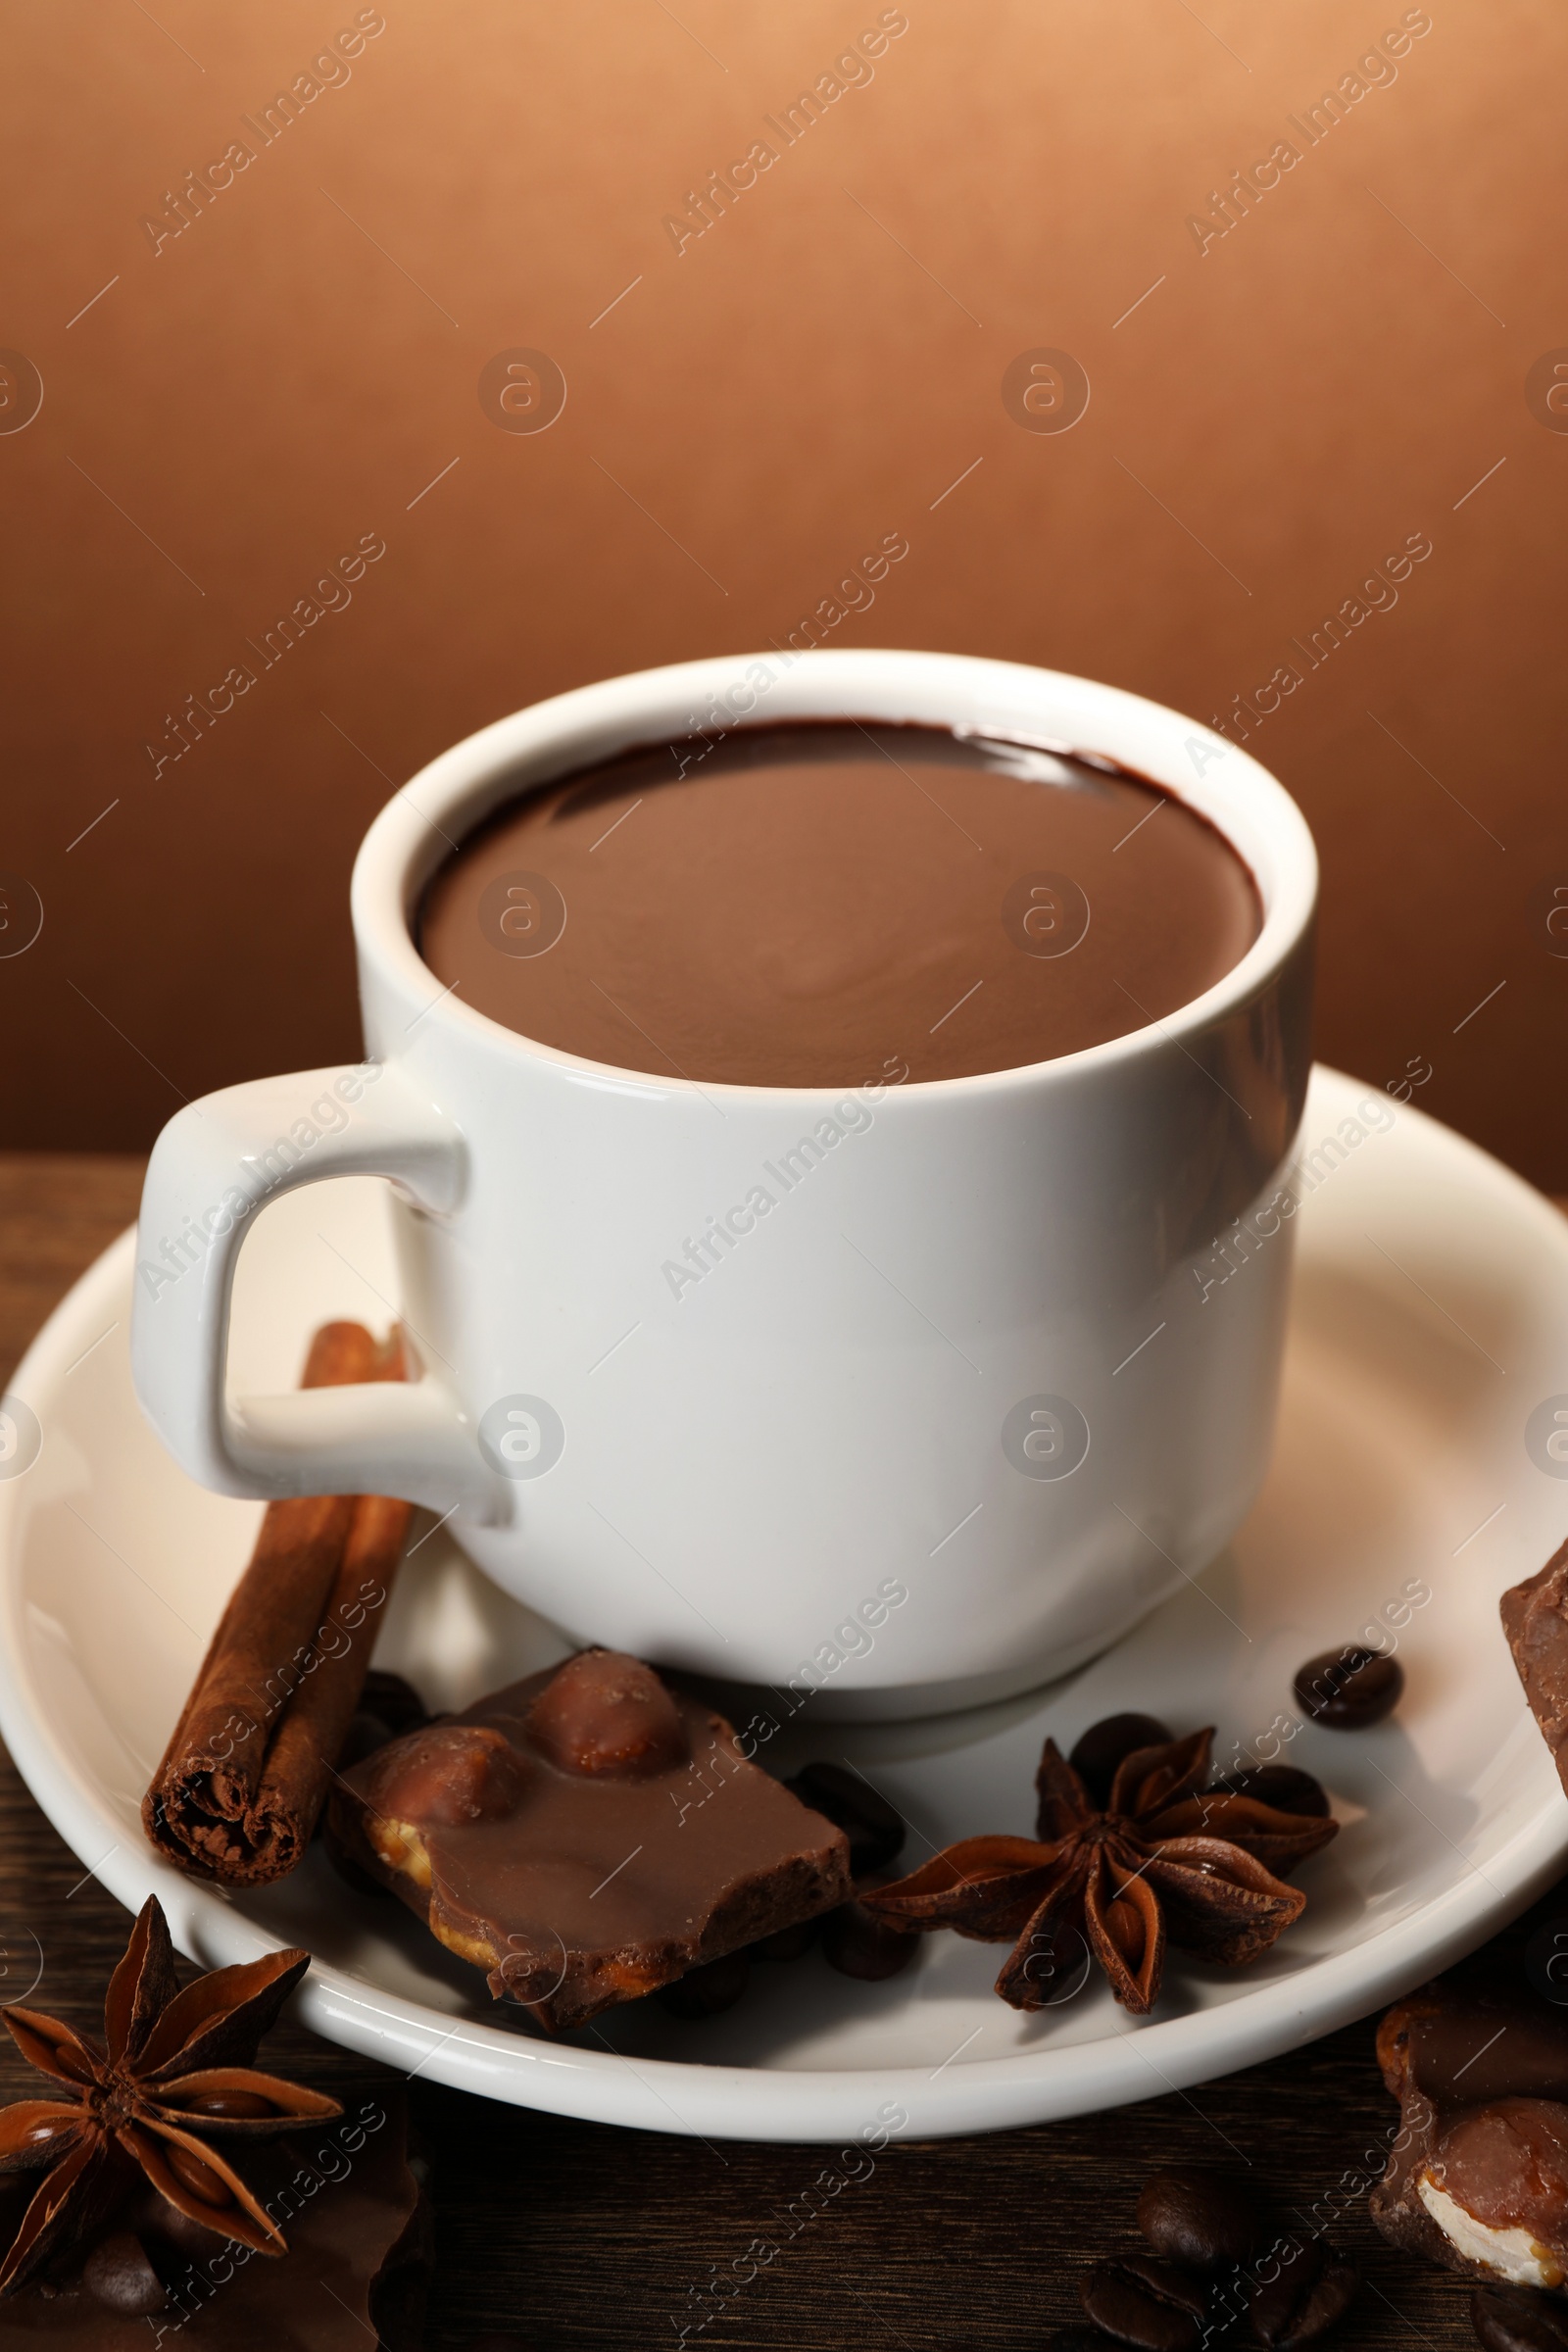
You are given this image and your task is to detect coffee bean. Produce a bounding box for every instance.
[820,1900,918,1981]
[1472,2284,1568,2352]
[1276,2264,1357,2349]
[335,1708,397,1772]
[1081,2252,1208,2351]
[326,1841,394,1901]
[786,1762,906,1875]
[83,2231,167,2316]
[1246,2236,1359,2347]
[1137,2168,1258,2272]
[360,1668,430,1739]
[1293,1645,1403,1730]
[657,1951,750,2019]
[1069,1715,1173,1808]
[144,2202,230,2259]
[751,1915,820,1962]
[1209,1764,1330,1818]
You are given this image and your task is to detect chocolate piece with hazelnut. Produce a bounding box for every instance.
[1371,1980,1568,2286]
[327,1648,852,2032]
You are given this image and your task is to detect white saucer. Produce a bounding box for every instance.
[1,1066,1564,2142]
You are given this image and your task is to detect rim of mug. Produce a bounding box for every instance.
[354,649,1318,1099]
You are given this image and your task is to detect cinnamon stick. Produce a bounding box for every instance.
[143,1320,414,1886]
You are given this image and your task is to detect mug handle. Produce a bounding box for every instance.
[130,1062,507,1523]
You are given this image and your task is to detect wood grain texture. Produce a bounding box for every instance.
[0,1151,145,1383]
[0,1149,1553,2348]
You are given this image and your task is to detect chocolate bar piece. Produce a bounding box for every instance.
[0,2090,428,2348]
[327,1648,853,2031]
[1371,1980,1568,2288]
[1503,1540,1568,1795]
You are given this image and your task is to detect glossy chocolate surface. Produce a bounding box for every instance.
[1372,1984,1568,2285]
[330,1650,852,2031]
[417,722,1261,1086]
[1503,1538,1568,1797]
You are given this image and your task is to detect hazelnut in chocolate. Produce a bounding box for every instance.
[327,1648,853,2031]
[1372,1979,1568,2288]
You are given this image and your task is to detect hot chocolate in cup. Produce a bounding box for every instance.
[133,652,1316,1720]
[416,719,1262,1088]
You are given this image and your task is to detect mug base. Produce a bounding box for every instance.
[695,1570,1188,1726]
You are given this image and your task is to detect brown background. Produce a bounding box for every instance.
[2,0,1566,1185]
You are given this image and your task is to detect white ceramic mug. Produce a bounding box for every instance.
[132,651,1316,1718]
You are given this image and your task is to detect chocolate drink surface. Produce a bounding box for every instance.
[417,721,1261,1087]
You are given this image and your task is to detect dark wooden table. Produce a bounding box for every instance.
[0,1152,1551,2351]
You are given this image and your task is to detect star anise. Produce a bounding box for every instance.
[0,1895,341,2294]
[860,1728,1338,2015]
